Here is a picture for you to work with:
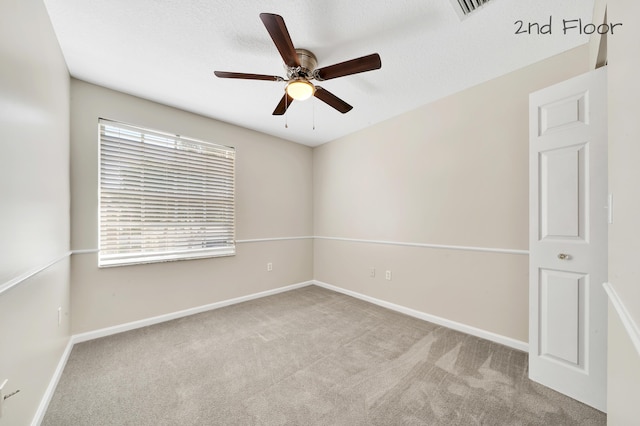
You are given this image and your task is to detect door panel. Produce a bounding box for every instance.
[539,144,586,240]
[538,91,589,136]
[529,67,607,412]
[539,269,585,368]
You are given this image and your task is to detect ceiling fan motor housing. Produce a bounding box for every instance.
[286,49,317,80]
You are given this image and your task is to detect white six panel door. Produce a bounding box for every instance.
[529,67,608,411]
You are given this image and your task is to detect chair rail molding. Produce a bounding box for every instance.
[315,236,529,255]
[0,251,71,295]
[603,282,640,356]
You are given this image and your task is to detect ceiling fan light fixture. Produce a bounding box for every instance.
[286,79,315,101]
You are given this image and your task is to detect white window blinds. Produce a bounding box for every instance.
[99,119,235,267]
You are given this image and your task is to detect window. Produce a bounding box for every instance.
[98,119,235,267]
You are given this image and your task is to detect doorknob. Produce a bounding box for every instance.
[557,253,571,260]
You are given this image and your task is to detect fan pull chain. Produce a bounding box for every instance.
[312,100,315,130]
[284,94,288,129]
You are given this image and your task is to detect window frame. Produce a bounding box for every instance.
[98,118,236,267]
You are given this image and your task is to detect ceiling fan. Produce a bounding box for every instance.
[214,13,382,115]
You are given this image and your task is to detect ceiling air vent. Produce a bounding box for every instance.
[450,0,493,20]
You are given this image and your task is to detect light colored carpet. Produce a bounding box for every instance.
[42,285,606,425]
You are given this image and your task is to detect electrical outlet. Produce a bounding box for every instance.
[0,379,7,418]
[385,270,392,281]
[369,268,375,278]
[267,262,273,272]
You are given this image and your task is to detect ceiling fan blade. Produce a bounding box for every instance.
[314,53,382,81]
[272,93,294,115]
[314,86,353,114]
[214,71,284,81]
[259,13,300,69]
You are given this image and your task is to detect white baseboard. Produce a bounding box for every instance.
[32,338,74,426]
[312,280,529,352]
[72,280,314,344]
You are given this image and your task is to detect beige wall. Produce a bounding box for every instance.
[0,0,71,424]
[0,0,70,283]
[70,80,313,333]
[313,45,590,343]
[606,0,640,422]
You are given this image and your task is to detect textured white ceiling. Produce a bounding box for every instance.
[43,0,595,146]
